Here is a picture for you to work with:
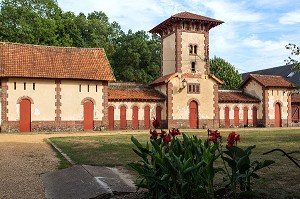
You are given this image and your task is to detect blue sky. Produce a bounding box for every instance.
[57,0,300,73]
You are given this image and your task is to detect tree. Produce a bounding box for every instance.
[112,30,160,83]
[210,56,242,89]
[285,43,300,71]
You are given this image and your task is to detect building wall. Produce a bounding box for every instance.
[7,78,56,121]
[108,101,165,129]
[181,32,206,74]
[162,33,176,76]
[243,80,263,119]
[60,80,103,121]
[219,103,260,127]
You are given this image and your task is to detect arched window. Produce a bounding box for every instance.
[189,45,193,54]
[194,45,197,54]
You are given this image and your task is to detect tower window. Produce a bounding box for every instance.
[194,46,197,54]
[191,62,196,73]
[187,83,200,94]
[189,45,193,54]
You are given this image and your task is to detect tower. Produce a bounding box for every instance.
[150,12,223,76]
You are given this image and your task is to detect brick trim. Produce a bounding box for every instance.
[166,82,173,128]
[17,96,34,104]
[175,25,182,73]
[55,80,61,122]
[204,31,210,75]
[287,92,292,125]
[187,98,200,106]
[213,84,219,120]
[1,78,8,123]
[102,81,109,128]
[118,104,128,109]
[262,88,269,126]
[81,97,96,105]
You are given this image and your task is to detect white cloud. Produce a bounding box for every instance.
[279,10,300,25]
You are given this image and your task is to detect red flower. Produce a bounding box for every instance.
[170,128,181,137]
[150,129,159,140]
[160,130,166,138]
[227,131,240,146]
[163,133,171,144]
[152,118,160,129]
[208,129,221,143]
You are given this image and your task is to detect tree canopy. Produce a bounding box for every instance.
[0,0,160,83]
[285,43,300,71]
[210,56,242,89]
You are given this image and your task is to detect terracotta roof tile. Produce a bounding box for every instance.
[149,73,178,86]
[108,89,165,101]
[218,91,260,103]
[150,12,223,33]
[0,42,115,81]
[239,74,295,88]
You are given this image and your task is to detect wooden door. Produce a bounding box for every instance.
[292,105,300,123]
[132,106,139,129]
[84,101,94,131]
[156,106,162,124]
[189,101,198,129]
[108,106,114,130]
[243,107,248,126]
[234,107,239,126]
[20,99,31,132]
[275,103,281,127]
[120,105,127,130]
[252,107,257,126]
[144,106,150,129]
[225,107,230,128]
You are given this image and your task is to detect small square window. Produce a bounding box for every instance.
[187,83,200,94]
[191,62,196,73]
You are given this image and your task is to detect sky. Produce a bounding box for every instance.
[57,0,300,73]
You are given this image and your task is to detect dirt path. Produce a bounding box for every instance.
[0,131,148,199]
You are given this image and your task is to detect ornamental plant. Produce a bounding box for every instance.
[129,120,274,199]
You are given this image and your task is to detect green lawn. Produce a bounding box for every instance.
[49,128,300,198]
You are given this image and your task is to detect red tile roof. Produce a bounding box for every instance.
[218,91,260,103]
[108,82,166,101]
[239,74,295,89]
[150,12,223,33]
[149,73,179,86]
[0,42,115,81]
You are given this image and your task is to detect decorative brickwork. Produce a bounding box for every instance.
[213,84,219,127]
[55,80,61,122]
[204,31,210,74]
[288,92,292,126]
[102,81,109,129]
[175,26,182,73]
[17,96,34,104]
[262,88,270,126]
[1,78,8,130]
[81,97,96,105]
[166,82,174,128]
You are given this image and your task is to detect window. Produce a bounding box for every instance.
[33,83,35,90]
[24,83,26,90]
[194,45,197,54]
[79,84,81,92]
[96,85,98,92]
[88,84,90,92]
[187,83,200,94]
[191,62,196,73]
[14,82,16,90]
[189,45,193,54]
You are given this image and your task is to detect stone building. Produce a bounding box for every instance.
[0,12,296,132]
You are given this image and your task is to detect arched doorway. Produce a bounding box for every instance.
[275,103,281,127]
[224,107,230,128]
[156,106,162,126]
[243,107,248,126]
[84,100,94,131]
[252,107,257,127]
[132,106,139,130]
[234,107,239,126]
[144,106,150,129]
[120,105,127,130]
[20,99,31,132]
[189,101,198,129]
[108,106,114,130]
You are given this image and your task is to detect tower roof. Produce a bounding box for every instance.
[150,11,223,33]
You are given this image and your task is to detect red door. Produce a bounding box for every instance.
[189,101,198,129]
[132,106,139,130]
[120,105,127,130]
[234,107,239,126]
[225,107,230,128]
[243,107,248,126]
[20,99,31,132]
[156,106,162,125]
[84,101,94,131]
[108,106,114,130]
[252,107,257,126]
[275,103,281,127]
[144,106,150,129]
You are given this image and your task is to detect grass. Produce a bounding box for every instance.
[49,128,300,198]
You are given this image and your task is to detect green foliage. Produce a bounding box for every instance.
[285,43,300,71]
[0,0,161,83]
[210,56,242,89]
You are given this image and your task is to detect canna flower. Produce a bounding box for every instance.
[227,131,240,146]
[150,129,159,140]
[163,133,171,144]
[152,118,160,129]
[208,129,221,143]
[170,128,181,137]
